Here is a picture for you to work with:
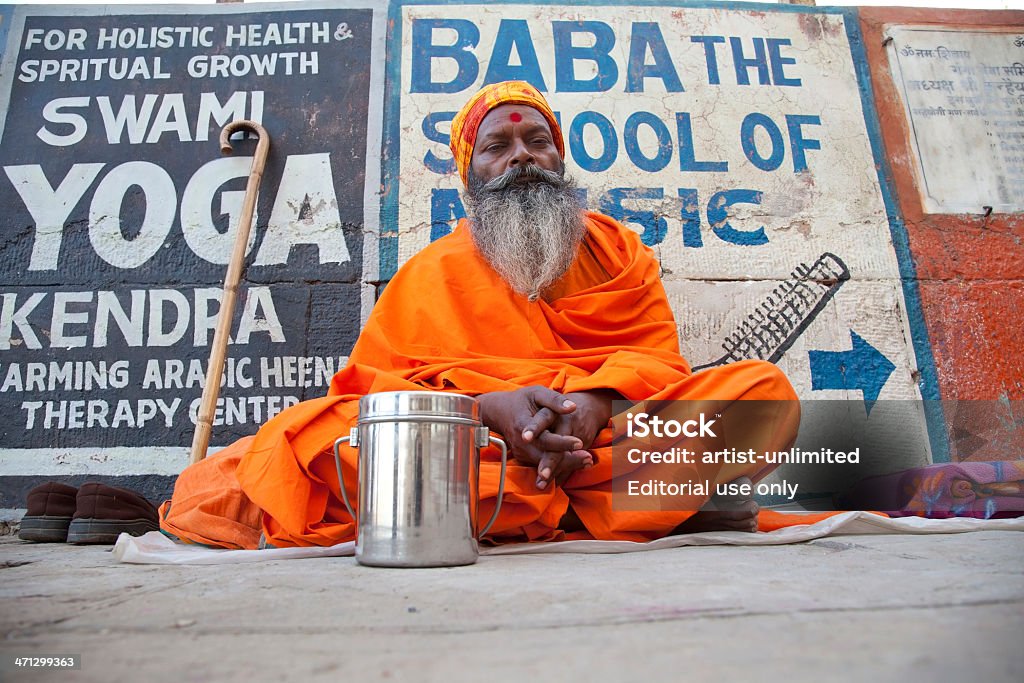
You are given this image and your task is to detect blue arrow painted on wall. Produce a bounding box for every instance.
[809,330,896,415]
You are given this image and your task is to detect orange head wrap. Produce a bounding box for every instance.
[449,80,565,187]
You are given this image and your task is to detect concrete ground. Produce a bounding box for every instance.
[1,529,1022,683]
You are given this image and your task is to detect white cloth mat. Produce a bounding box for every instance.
[113,512,1024,565]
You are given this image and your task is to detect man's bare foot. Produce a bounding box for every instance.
[540,450,593,489]
[671,477,759,534]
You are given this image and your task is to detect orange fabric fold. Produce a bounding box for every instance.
[161,212,808,549]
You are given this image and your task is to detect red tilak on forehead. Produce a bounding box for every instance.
[509,112,522,122]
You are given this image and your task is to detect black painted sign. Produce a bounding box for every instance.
[0,8,373,449]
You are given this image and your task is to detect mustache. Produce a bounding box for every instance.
[474,163,569,194]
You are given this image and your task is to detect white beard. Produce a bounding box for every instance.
[466,164,586,301]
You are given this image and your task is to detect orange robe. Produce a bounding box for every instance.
[160,212,803,549]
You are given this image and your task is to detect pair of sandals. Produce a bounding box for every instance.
[18,481,160,544]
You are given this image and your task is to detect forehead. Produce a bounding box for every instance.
[476,104,550,139]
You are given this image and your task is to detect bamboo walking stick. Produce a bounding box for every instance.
[189,120,270,464]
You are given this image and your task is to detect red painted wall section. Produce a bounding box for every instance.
[860,8,1024,417]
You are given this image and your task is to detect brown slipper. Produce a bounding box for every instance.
[18,482,78,543]
[66,483,160,545]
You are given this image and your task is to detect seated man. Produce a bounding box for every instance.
[160,81,800,549]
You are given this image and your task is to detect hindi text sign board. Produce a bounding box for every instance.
[886,27,1024,214]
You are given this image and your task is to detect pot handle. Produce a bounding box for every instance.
[476,431,508,539]
[333,428,359,521]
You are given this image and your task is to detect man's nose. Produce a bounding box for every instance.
[506,138,535,168]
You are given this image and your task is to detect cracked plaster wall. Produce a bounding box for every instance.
[0,1,1020,507]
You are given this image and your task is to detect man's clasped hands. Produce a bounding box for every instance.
[478,386,621,490]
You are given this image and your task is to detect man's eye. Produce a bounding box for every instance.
[485,143,505,152]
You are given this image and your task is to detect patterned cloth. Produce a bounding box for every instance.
[449,80,564,186]
[839,460,1024,519]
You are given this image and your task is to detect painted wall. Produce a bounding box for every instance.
[859,6,1024,462]
[0,1,387,502]
[0,1,1020,506]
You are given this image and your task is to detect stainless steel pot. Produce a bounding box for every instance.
[333,391,508,567]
